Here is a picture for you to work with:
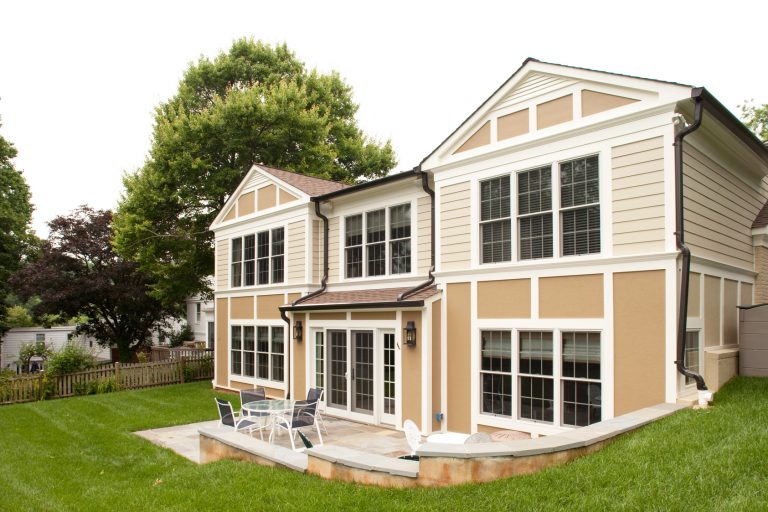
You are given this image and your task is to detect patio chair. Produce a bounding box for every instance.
[306,387,328,434]
[271,400,324,451]
[239,388,269,440]
[401,419,422,460]
[214,398,265,438]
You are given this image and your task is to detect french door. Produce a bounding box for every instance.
[322,329,396,424]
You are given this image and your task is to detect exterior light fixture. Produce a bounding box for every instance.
[404,321,417,346]
[293,320,303,343]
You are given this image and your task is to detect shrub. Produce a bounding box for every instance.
[169,324,194,348]
[47,344,97,375]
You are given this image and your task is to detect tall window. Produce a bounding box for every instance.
[231,228,284,288]
[390,204,411,274]
[519,331,554,422]
[518,166,553,260]
[243,326,255,377]
[231,326,255,377]
[231,326,242,375]
[562,332,601,426]
[560,155,600,256]
[271,327,285,382]
[366,210,386,276]
[684,331,700,386]
[345,214,363,278]
[481,330,512,416]
[315,332,325,389]
[195,303,202,323]
[480,176,511,263]
[345,203,412,278]
[383,332,396,415]
[207,321,215,350]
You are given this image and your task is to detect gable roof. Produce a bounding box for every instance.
[753,200,768,229]
[420,57,692,167]
[258,165,348,196]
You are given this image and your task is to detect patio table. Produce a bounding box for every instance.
[242,399,294,443]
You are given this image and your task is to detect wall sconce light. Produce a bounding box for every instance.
[293,320,303,343]
[404,321,417,346]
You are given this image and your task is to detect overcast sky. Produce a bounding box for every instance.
[2,0,766,236]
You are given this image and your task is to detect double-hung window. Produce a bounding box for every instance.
[254,325,284,383]
[345,203,411,278]
[481,330,513,416]
[560,155,600,256]
[231,228,284,287]
[561,332,601,426]
[519,331,554,422]
[480,176,511,263]
[518,166,553,260]
[231,326,255,377]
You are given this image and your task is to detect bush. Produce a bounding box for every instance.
[169,324,194,347]
[47,344,97,375]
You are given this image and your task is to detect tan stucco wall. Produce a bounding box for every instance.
[238,191,255,217]
[431,300,442,432]
[230,296,254,319]
[454,121,490,153]
[581,90,638,117]
[741,282,753,306]
[215,298,228,387]
[497,109,529,140]
[310,312,346,321]
[256,294,283,320]
[350,312,397,321]
[257,184,277,211]
[293,313,306,397]
[446,283,471,433]
[704,275,721,347]
[401,311,423,430]
[723,279,738,345]
[687,272,701,317]
[278,188,298,205]
[229,380,285,398]
[613,270,665,416]
[536,94,572,129]
[223,206,236,221]
[539,274,604,318]
[477,279,531,318]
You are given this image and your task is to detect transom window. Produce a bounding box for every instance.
[478,155,600,264]
[480,329,602,427]
[231,325,284,383]
[231,228,284,287]
[344,203,411,278]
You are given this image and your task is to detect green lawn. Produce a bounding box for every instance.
[0,378,766,511]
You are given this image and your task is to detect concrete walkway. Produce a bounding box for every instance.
[136,420,219,462]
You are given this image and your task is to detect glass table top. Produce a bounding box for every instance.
[242,398,294,413]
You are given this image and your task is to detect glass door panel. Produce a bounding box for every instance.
[352,331,374,414]
[328,330,347,409]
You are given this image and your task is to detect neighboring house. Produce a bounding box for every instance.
[209,58,768,437]
[1,326,111,373]
[185,290,215,349]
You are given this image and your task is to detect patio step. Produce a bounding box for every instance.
[198,427,308,472]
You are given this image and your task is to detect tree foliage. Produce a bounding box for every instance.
[113,39,397,306]
[0,121,35,333]
[740,101,768,142]
[11,207,174,362]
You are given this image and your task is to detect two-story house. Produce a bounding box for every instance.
[209,58,768,437]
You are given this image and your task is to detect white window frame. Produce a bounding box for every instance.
[343,201,413,280]
[195,303,201,324]
[230,323,285,385]
[230,226,285,288]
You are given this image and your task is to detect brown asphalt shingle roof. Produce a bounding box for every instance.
[258,165,349,197]
[291,286,440,306]
[753,200,768,229]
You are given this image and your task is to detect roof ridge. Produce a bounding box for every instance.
[257,164,349,187]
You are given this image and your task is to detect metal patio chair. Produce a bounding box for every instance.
[214,398,265,437]
[306,387,328,434]
[271,399,324,451]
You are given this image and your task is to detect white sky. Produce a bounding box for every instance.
[1,0,766,236]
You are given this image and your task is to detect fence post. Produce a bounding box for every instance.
[180,356,186,384]
[114,362,121,390]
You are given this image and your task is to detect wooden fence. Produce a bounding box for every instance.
[0,351,213,405]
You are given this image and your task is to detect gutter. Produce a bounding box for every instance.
[292,200,329,306]
[398,166,436,301]
[674,89,709,398]
[281,299,425,313]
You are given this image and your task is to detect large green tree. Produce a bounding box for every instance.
[741,101,768,142]
[0,120,35,334]
[114,39,397,307]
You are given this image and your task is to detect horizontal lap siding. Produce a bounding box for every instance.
[494,73,575,112]
[683,145,767,269]
[287,220,306,283]
[417,195,432,274]
[612,136,665,255]
[313,220,321,283]
[328,216,340,282]
[216,238,229,290]
[440,181,471,270]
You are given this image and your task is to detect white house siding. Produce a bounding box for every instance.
[216,238,229,291]
[327,216,341,283]
[493,73,576,114]
[683,144,768,270]
[417,194,432,274]
[612,136,666,255]
[439,181,472,271]
[312,219,322,283]
[1,327,110,371]
[287,220,306,284]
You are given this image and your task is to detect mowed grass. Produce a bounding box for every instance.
[1,378,767,511]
